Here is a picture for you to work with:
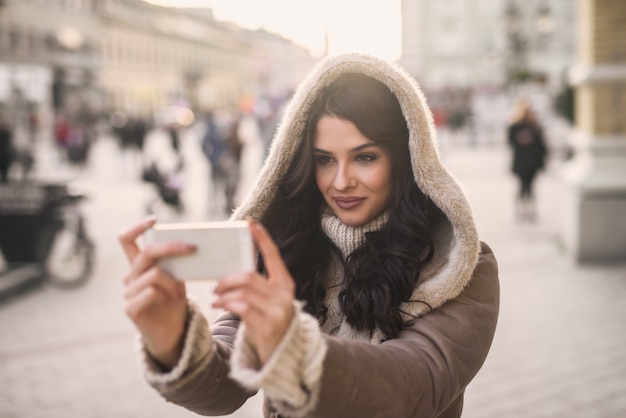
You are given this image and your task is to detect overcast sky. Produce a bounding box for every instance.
[144,0,402,60]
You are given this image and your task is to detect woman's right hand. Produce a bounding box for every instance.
[118,217,196,370]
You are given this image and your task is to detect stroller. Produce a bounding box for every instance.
[141,161,184,214]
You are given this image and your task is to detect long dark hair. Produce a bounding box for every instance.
[261,73,439,339]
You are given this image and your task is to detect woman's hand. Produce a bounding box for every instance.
[213,220,296,366]
[118,216,196,370]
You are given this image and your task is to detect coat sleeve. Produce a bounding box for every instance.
[311,242,500,418]
[143,301,257,416]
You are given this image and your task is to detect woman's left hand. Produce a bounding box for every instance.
[212,220,296,366]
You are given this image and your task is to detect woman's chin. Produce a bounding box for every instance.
[334,212,370,227]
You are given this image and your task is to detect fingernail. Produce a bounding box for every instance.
[143,215,157,225]
[176,242,196,251]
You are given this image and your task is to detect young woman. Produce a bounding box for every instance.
[119,53,500,418]
[507,99,548,222]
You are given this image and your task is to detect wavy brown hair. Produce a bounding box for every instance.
[260,73,440,339]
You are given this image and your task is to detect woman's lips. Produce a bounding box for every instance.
[333,197,365,209]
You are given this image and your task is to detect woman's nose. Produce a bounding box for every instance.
[333,164,356,190]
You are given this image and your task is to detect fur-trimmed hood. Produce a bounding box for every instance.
[232,53,480,322]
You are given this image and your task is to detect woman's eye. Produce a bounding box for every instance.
[315,155,333,165]
[356,154,376,163]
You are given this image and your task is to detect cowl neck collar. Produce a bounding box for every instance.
[320,209,389,259]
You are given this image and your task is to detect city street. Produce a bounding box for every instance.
[1,128,625,418]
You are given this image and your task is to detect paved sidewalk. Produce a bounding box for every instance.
[442,146,626,418]
[0,134,624,418]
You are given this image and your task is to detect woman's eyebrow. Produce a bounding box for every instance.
[313,143,379,155]
[350,143,379,153]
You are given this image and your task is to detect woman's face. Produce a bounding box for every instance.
[313,116,393,227]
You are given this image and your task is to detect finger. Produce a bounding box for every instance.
[214,271,269,298]
[212,288,267,316]
[125,267,185,301]
[226,296,293,330]
[125,285,168,322]
[211,288,267,315]
[128,241,196,282]
[118,215,157,263]
[214,274,295,332]
[248,221,292,287]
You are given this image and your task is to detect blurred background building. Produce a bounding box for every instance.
[400,0,577,148]
[0,0,315,134]
[400,0,625,262]
[0,0,623,262]
[400,0,576,91]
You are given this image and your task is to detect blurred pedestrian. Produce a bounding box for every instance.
[507,99,548,222]
[115,114,148,178]
[167,124,181,158]
[54,113,71,152]
[65,122,91,169]
[0,115,14,182]
[236,96,264,204]
[201,110,241,215]
[119,53,499,418]
[258,98,284,160]
[26,103,39,145]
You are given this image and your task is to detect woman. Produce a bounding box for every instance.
[507,99,548,222]
[119,54,500,418]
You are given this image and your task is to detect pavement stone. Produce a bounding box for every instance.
[0,129,624,418]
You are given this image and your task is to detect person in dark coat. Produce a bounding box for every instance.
[0,116,14,183]
[507,99,548,222]
[201,110,241,214]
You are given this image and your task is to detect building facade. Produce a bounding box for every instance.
[400,0,577,92]
[0,0,315,128]
[0,0,99,123]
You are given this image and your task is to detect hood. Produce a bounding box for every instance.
[232,53,480,318]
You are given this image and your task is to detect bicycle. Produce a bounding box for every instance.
[0,181,95,300]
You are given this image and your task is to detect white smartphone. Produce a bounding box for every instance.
[144,220,256,281]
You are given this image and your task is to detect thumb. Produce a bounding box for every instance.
[248,220,293,289]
